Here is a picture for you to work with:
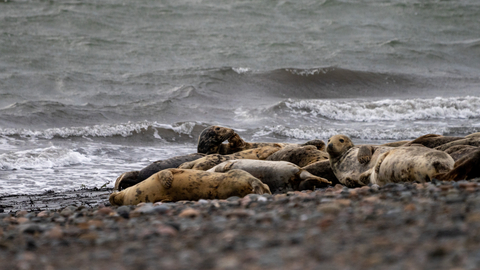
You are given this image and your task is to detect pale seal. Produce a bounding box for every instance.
[327,134,454,187]
[208,160,331,193]
[109,169,271,206]
[179,145,282,171]
[266,145,329,167]
[114,153,206,191]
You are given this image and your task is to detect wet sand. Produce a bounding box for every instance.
[1,180,480,270]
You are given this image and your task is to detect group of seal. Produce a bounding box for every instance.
[109,125,480,206]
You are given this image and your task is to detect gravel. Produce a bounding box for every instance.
[1,180,480,269]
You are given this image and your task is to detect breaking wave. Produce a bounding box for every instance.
[284,96,480,122]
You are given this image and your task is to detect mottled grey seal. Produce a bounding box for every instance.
[114,153,206,191]
[197,125,324,155]
[302,160,340,186]
[327,134,454,187]
[208,160,331,193]
[266,145,329,167]
[434,148,480,181]
[435,137,480,151]
[444,145,479,162]
[326,134,392,187]
[109,169,271,206]
[179,145,282,171]
[197,125,236,154]
[403,134,464,148]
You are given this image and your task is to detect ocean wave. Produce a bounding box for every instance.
[284,96,480,122]
[0,146,90,171]
[253,125,480,141]
[0,121,203,141]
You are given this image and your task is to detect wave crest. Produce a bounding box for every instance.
[285,96,480,122]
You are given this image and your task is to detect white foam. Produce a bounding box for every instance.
[0,121,198,139]
[255,124,479,142]
[285,68,330,76]
[0,146,90,171]
[232,67,252,74]
[285,96,480,122]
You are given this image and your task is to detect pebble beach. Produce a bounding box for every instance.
[1,180,480,270]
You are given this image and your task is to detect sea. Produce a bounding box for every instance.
[1,0,479,195]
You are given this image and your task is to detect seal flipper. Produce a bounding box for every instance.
[114,171,140,191]
[109,191,125,206]
[158,170,174,189]
[357,145,374,164]
[299,170,331,185]
[298,178,330,191]
[358,170,372,186]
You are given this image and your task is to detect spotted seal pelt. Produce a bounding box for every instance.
[403,134,464,148]
[114,153,206,191]
[197,126,324,155]
[180,145,282,171]
[266,145,329,167]
[444,145,479,162]
[435,137,480,151]
[197,125,237,154]
[434,148,480,181]
[327,134,454,187]
[302,160,340,186]
[109,169,271,206]
[326,135,393,187]
[208,160,331,193]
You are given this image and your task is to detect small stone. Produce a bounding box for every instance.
[79,232,98,240]
[225,209,255,218]
[363,196,380,204]
[16,210,28,217]
[178,208,200,218]
[335,199,351,207]
[370,184,380,191]
[152,205,169,215]
[198,199,209,204]
[226,196,240,202]
[117,206,131,219]
[157,225,177,236]
[19,224,43,234]
[439,185,452,192]
[459,182,477,189]
[17,217,29,224]
[96,207,113,216]
[240,196,251,207]
[317,203,341,215]
[60,207,74,217]
[257,196,267,202]
[37,211,50,218]
[404,203,416,212]
[46,226,64,239]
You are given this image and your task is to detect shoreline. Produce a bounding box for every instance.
[1,180,480,269]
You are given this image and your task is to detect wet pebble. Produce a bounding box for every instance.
[178,208,201,218]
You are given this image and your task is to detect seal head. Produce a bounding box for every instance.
[197,126,236,154]
[326,134,355,161]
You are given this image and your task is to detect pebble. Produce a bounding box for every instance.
[37,211,50,218]
[178,208,201,218]
[317,203,341,215]
[117,206,131,219]
[96,207,114,216]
